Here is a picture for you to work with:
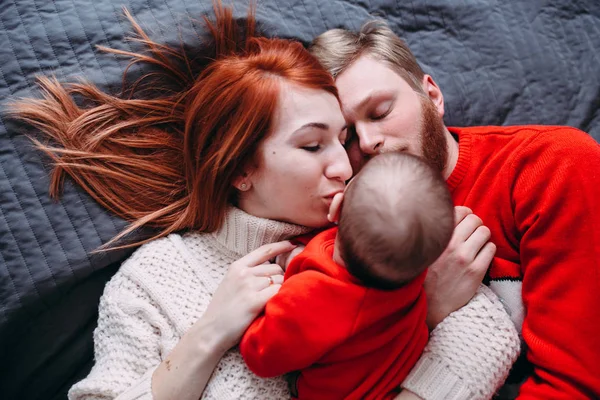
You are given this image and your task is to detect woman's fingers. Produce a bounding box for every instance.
[251,264,284,277]
[238,241,297,266]
[250,266,284,290]
[262,274,283,287]
[256,283,282,304]
[250,272,284,290]
[203,242,296,350]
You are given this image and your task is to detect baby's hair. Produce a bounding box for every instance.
[338,152,454,290]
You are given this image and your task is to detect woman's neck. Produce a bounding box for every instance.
[210,207,313,256]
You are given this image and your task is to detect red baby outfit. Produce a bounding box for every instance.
[240,228,428,400]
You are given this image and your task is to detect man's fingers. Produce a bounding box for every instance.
[241,241,297,266]
[463,225,492,259]
[471,242,497,278]
[451,213,483,244]
[454,206,473,226]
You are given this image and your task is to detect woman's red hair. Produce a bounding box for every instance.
[8,1,338,250]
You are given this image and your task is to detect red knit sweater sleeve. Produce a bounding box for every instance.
[239,256,364,378]
[510,128,600,399]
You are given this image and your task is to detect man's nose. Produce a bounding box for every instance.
[356,123,384,155]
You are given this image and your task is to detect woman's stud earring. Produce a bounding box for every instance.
[240,183,247,190]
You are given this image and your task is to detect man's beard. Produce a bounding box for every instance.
[420,97,448,174]
[347,96,448,174]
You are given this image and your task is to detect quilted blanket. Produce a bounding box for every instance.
[1,1,599,399]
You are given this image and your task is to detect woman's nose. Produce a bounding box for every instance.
[326,148,353,182]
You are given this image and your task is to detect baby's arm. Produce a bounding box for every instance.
[240,269,361,378]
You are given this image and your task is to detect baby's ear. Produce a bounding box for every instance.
[327,192,344,223]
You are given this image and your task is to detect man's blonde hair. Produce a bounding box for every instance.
[310,21,425,92]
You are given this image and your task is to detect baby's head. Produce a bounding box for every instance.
[336,152,454,290]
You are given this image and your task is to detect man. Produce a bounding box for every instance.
[311,22,600,399]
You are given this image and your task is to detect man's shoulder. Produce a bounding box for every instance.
[454,124,594,144]
[454,125,598,159]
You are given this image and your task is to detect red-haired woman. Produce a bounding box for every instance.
[10,3,518,400]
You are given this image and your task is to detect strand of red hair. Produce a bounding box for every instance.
[7,1,337,251]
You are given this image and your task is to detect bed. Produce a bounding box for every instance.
[1,0,599,398]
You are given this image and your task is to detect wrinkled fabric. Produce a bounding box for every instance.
[1,1,599,399]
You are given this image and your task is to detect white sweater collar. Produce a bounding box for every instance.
[210,207,313,256]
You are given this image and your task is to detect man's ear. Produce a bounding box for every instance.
[422,74,445,118]
[327,192,344,223]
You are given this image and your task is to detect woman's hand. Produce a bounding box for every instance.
[424,206,496,329]
[152,240,297,400]
[199,240,297,352]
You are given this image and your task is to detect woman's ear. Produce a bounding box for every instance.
[422,74,445,118]
[327,192,344,223]
[232,172,251,191]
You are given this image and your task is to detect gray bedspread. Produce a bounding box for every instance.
[1,1,599,398]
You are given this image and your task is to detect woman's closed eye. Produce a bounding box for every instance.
[301,144,321,152]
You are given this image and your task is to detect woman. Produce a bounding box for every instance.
[10,2,519,399]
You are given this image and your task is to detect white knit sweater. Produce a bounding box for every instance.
[69,207,520,400]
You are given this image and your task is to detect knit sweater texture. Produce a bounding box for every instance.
[448,125,600,399]
[69,207,519,400]
[241,227,429,399]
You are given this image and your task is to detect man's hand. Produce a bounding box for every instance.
[424,206,496,329]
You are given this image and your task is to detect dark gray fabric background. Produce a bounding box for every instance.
[1,1,599,399]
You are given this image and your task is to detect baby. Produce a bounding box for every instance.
[240,152,455,399]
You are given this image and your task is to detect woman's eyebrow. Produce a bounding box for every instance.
[292,122,329,134]
[293,122,347,135]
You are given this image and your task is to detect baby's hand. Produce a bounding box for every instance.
[327,192,344,223]
[275,245,305,271]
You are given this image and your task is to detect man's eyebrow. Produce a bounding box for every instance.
[355,94,373,113]
[351,91,390,114]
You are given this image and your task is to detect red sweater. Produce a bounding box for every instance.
[240,228,428,400]
[449,126,600,399]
